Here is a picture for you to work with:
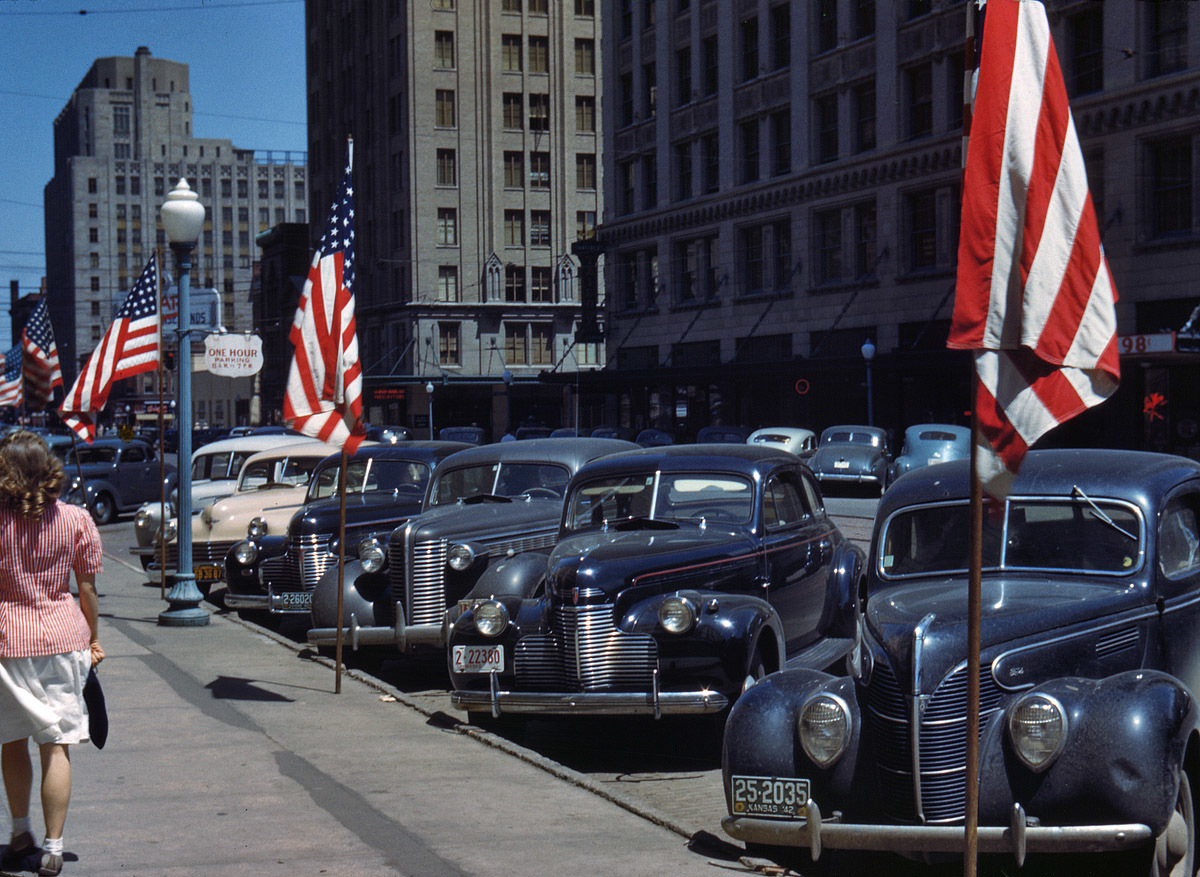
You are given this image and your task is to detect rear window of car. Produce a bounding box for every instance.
[917,431,959,442]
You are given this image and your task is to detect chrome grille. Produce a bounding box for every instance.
[514,603,656,691]
[162,540,237,568]
[261,534,333,594]
[866,659,1003,824]
[404,537,447,626]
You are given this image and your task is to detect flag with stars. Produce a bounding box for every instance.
[59,253,161,443]
[283,140,365,451]
[22,296,63,410]
[0,345,23,408]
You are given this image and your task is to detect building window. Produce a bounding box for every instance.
[529,0,547,15]
[815,208,842,284]
[701,132,720,192]
[815,93,838,163]
[505,210,525,247]
[676,46,692,107]
[673,236,717,303]
[907,63,933,139]
[854,201,877,278]
[576,211,596,239]
[437,208,458,245]
[435,89,456,127]
[619,0,633,39]
[531,265,553,301]
[1069,6,1103,96]
[770,4,790,69]
[575,39,595,75]
[908,0,931,18]
[115,175,125,195]
[855,0,875,39]
[530,210,551,246]
[619,72,634,126]
[643,152,657,208]
[618,160,636,215]
[675,141,693,201]
[88,203,98,219]
[948,53,965,130]
[1148,1,1188,77]
[504,151,524,188]
[435,31,455,68]
[576,96,596,132]
[854,82,876,152]
[529,93,550,131]
[439,322,461,366]
[575,0,594,16]
[643,62,657,117]
[741,226,765,294]
[771,109,791,175]
[89,228,98,243]
[503,93,523,129]
[529,36,549,73]
[503,34,524,71]
[438,266,460,302]
[530,324,552,365]
[907,189,938,270]
[1150,138,1193,237]
[816,0,836,53]
[576,153,596,189]
[740,119,760,184]
[505,266,526,302]
[87,177,97,194]
[238,179,248,199]
[741,16,759,82]
[114,142,130,159]
[90,276,100,292]
[505,323,528,365]
[437,149,456,186]
[259,207,269,227]
[89,252,99,268]
[702,37,718,96]
[530,152,550,188]
[258,179,269,199]
[502,0,519,10]
[617,252,640,309]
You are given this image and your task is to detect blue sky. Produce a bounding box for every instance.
[0,0,308,343]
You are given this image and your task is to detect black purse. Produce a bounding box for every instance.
[83,667,107,750]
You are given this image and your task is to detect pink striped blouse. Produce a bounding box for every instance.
[0,501,103,658]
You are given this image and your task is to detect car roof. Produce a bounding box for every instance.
[434,437,639,471]
[314,441,473,469]
[569,442,801,479]
[242,439,343,465]
[191,434,297,459]
[903,423,970,441]
[749,427,816,441]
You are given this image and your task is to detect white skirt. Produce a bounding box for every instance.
[0,650,91,746]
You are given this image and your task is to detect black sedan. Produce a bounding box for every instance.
[721,449,1200,873]
[447,444,865,721]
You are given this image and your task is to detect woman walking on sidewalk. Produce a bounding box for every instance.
[0,431,103,877]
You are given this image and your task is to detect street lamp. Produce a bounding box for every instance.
[502,369,513,435]
[861,338,876,427]
[158,179,208,627]
[426,381,435,440]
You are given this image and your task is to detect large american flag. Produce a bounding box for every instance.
[0,345,23,408]
[949,0,1119,497]
[22,296,63,410]
[59,253,161,443]
[283,142,365,452]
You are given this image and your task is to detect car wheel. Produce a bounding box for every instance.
[1153,769,1195,877]
[90,493,116,525]
[742,648,767,696]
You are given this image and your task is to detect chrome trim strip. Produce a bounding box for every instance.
[450,688,728,716]
[911,613,935,824]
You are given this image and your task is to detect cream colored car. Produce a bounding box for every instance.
[133,439,342,588]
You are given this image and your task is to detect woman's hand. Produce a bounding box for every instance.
[90,640,105,666]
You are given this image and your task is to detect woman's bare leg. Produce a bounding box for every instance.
[1,740,32,822]
[37,744,70,840]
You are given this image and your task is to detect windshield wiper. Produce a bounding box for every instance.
[1071,485,1136,542]
[461,493,512,504]
[612,516,679,531]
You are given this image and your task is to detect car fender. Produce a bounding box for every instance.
[462,551,549,601]
[310,560,389,628]
[817,541,865,640]
[224,534,287,585]
[983,670,1198,833]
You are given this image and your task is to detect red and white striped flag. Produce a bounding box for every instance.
[949,0,1119,497]
[22,296,63,410]
[0,345,23,408]
[283,141,365,452]
[59,253,161,443]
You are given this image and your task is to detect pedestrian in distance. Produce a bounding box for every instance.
[0,430,104,877]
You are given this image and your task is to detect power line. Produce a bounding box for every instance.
[1,0,301,15]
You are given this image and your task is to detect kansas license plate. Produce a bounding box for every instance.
[271,591,312,612]
[730,775,810,818]
[833,460,850,469]
[194,563,224,582]
[452,644,504,673]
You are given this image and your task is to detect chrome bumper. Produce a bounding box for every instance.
[722,800,1152,865]
[306,608,448,651]
[223,593,268,610]
[450,673,729,718]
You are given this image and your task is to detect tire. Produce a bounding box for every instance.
[1152,769,1196,877]
[91,492,116,525]
[741,648,768,696]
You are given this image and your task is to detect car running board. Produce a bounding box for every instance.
[785,637,853,674]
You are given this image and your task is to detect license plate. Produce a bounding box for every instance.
[730,775,810,818]
[195,564,224,582]
[833,460,850,469]
[452,644,504,673]
[271,591,312,611]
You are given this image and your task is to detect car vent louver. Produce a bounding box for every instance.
[1096,626,1138,658]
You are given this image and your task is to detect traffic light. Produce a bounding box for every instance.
[163,350,176,370]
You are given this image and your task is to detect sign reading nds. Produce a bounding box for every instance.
[162,286,221,333]
[204,333,263,377]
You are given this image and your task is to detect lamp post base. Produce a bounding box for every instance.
[158,574,211,627]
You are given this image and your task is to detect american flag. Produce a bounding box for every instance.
[0,345,23,408]
[949,0,1119,497]
[283,141,365,452]
[59,253,161,443]
[22,297,63,410]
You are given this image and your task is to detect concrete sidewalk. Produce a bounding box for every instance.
[1,550,748,876]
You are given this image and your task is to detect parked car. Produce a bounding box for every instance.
[446,444,864,724]
[697,425,752,444]
[747,427,817,460]
[54,437,177,525]
[721,449,1200,873]
[549,427,580,438]
[439,426,486,445]
[224,442,470,616]
[808,425,889,494]
[590,426,638,442]
[131,435,298,566]
[306,437,639,654]
[636,428,674,447]
[886,423,970,487]
[365,424,414,444]
[131,440,340,588]
[515,425,554,440]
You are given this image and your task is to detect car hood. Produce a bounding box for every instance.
[865,575,1145,692]
[192,485,308,541]
[292,492,426,536]
[405,496,564,542]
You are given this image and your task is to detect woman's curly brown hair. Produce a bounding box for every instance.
[0,430,66,518]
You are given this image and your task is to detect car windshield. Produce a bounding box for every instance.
[308,459,431,500]
[565,471,755,531]
[429,462,572,505]
[880,498,1142,578]
[237,455,323,491]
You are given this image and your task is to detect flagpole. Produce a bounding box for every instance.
[335,446,348,694]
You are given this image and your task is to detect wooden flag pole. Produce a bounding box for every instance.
[334,446,349,693]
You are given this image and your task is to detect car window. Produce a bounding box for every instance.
[566,472,754,530]
[1160,496,1200,579]
[309,459,430,500]
[765,473,810,530]
[495,463,570,497]
[124,445,147,463]
[431,464,498,505]
[238,459,275,490]
[277,456,322,486]
[193,451,236,481]
[918,430,959,442]
[68,447,118,465]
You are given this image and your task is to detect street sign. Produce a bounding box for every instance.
[162,286,222,333]
[204,333,263,377]
[1118,333,1176,355]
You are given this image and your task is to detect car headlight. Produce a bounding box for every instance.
[359,537,386,573]
[447,542,476,572]
[798,693,851,767]
[658,596,697,634]
[473,600,509,637]
[160,519,178,544]
[135,508,154,530]
[232,540,258,565]
[247,516,268,539]
[1008,693,1067,772]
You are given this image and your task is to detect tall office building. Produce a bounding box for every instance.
[305,0,604,437]
[599,0,1200,456]
[44,46,307,428]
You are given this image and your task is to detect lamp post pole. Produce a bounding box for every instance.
[426,381,435,440]
[502,369,513,435]
[159,179,208,627]
[861,338,876,427]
